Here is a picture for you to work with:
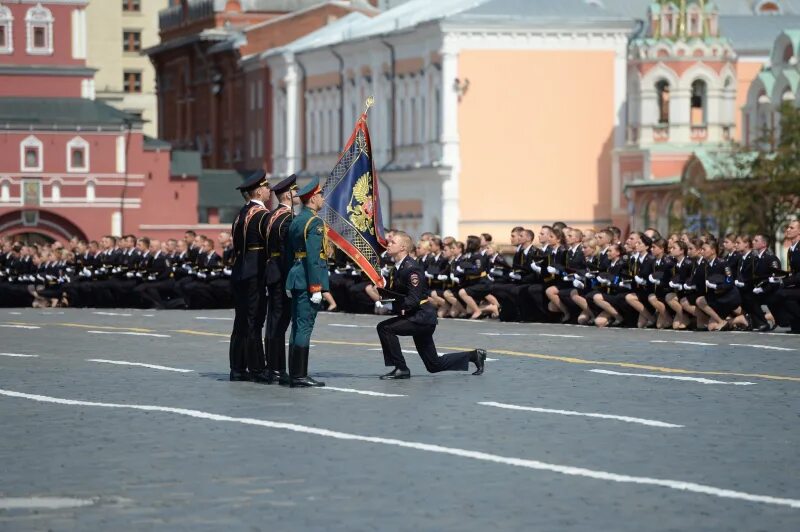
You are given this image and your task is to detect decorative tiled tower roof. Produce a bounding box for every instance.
[626,1,737,146]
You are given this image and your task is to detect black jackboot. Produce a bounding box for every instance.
[289,345,325,388]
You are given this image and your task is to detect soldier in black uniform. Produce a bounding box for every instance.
[228,171,271,382]
[375,231,486,380]
[263,174,298,384]
[768,220,800,333]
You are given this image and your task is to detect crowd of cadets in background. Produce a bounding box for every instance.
[2,220,799,333]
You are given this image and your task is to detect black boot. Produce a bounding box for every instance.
[267,336,289,384]
[290,345,325,388]
[469,348,487,375]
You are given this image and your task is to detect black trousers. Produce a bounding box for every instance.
[229,277,267,373]
[265,281,291,373]
[768,287,800,330]
[376,315,470,373]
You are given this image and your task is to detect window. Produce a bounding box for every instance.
[20,135,43,172]
[124,71,142,93]
[26,4,54,55]
[67,137,89,172]
[123,0,141,12]
[690,80,707,126]
[656,80,670,124]
[123,30,141,52]
[0,5,12,54]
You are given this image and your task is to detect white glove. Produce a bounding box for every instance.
[126,272,134,278]
[310,292,323,305]
[112,267,120,274]
[705,280,717,290]
[135,272,143,278]
[45,274,55,281]
[648,274,657,284]
[490,268,503,277]
[669,281,680,289]
[753,287,764,295]
[573,279,584,289]
[599,277,611,286]
[584,272,595,279]
[456,265,464,274]
[768,276,782,285]
[546,266,558,274]
[509,272,522,281]
[196,272,206,279]
[424,271,434,279]
[223,267,232,276]
[374,300,383,309]
[334,268,344,274]
[285,289,292,298]
[734,280,745,288]
[437,274,448,281]
[147,274,156,281]
[635,275,645,285]
[350,270,360,277]
[450,273,460,283]
[683,284,695,291]
[380,266,391,276]
[530,263,542,273]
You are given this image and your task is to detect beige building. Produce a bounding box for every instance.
[86,0,167,138]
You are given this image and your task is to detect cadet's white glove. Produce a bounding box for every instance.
[705,280,717,290]
[530,263,541,273]
[223,267,232,276]
[599,277,611,286]
[669,281,681,289]
[635,275,646,285]
[380,266,391,276]
[196,272,206,279]
[683,283,695,291]
[734,280,745,288]
[509,272,522,281]
[753,287,764,295]
[490,268,503,277]
[768,276,782,285]
[126,272,134,278]
[147,274,156,281]
[455,266,464,274]
[310,292,322,305]
[285,289,293,298]
[584,272,595,279]
[437,274,448,281]
[350,270,360,277]
[648,274,657,284]
[573,279,584,289]
[450,273,460,283]
[424,271,434,279]
[546,266,558,274]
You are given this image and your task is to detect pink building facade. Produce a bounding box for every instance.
[0,0,198,243]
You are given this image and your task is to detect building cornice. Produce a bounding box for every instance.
[0,65,96,77]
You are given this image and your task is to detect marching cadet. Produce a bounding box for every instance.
[284,177,328,388]
[229,171,271,382]
[768,220,800,333]
[263,174,298,385]
[375,231,486,380]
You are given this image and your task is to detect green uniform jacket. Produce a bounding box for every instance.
[285,206,330,293]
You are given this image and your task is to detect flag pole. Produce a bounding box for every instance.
[363,96,374,115]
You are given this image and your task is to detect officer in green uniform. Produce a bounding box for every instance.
[285,177,329,388]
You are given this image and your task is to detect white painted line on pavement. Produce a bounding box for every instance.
[729,343,796,352]
[86,330,171,338]
[368,348,418,355]
[92,311,133,317]
[479,401,683,428]
[651,340,718,346]
[538,333,583,338]
[328,323,371,328]
[7,311,21,315]
[1,388,798,510]
[0,497,96,510]
[322,386,407,398]
[0,324,40,329]
[87,359,193,373]
[195,316,233,321]
[39,311,64,315]
[480,333,583,338]
[0,353,38,358]
[589,369,755,386]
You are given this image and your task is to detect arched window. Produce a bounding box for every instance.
[26,3,54,55]
[20,135,43,172]
[67,137,89,172]
[656,80,670,124]
[660,5,674,37]
[0,4,13,54]
[690,80,707,126]
[755,1,782,14]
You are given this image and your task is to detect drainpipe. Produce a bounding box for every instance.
[296,55,308,173]
[377,39,396,229]
[119,118,133,234]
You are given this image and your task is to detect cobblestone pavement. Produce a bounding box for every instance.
[1,308,799,531]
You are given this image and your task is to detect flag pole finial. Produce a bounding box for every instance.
[364,96,374,114]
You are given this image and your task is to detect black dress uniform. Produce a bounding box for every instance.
[768,240,800,332]
[229,171,271,381]
[377,254,486,379]
[263,174,297,384]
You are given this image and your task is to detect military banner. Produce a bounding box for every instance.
[320,98,387,287]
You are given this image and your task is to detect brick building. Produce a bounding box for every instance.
[0,0,199,243]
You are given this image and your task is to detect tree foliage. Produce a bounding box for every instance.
[681,102,800,239]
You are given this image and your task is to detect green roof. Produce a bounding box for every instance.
[0,97,144,128]
[198,169,250,208]
[689,148,757,180]
[144,136,171,150]
[170,150,202,177]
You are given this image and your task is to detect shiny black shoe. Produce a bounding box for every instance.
[250,370,273,384]
[471,349,487,375]
[229,370,250,382]
[379,368,411,380]
[289,376,326,388]
[278,372,292,386]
